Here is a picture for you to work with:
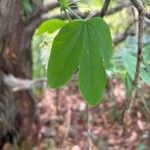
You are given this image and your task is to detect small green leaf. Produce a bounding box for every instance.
[58,0,69,11]
[140,69,150,85]
[37,19,66,35]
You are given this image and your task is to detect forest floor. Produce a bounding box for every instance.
[32,78,150,150]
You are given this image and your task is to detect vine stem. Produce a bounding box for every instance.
[67,8,83,20]
[122,0,144,117]
[86,105,92,150]
[100,0,111,18]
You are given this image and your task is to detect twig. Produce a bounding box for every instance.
[56,89,61,114]
[130,0,144,12]
[122,0,144,117]
[144,11,150,19]
[24,0,150,36]
[86,105,92,150]
[129,0,150,20]
[68,8,83,19]
[100,0,111,18]
[92,1,131,18]
[24,1,59,35]
[88,0,111,19]
[2,74,47,91]
[61,100,72,149]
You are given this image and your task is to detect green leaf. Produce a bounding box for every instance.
[143,46,150,72]
[123,53,136,80]
[79,47,106,106]
[140,69,150,85]
[36,19,66,35]
[47,21,83,88]
[87,17,112,68]
[123,52,150,86]
[47,17,112,106]
[137,143,146,150]
[58,0,69,11]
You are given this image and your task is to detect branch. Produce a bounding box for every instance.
[24,1,59,34]
[86,105,93,150]
[100,0,111,18]
[131,0,144,92]
[130,0,150,20]
[49,2,131,20]
[130,0,144,12]
[144,11,150,19]
[90,2,130,18]
[122,0,144,117]
[2,74,47,92]
[26,1,59,24]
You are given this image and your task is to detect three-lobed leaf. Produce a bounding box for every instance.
[47,17,112,106]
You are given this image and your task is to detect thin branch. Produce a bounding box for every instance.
[86,105,92,150]
[2,74,47,91]
[130,0,144,12]
[100,0,111,18]
[61,101,72,149]
[91,1,130,18]
[122,0,144,117]
[132,9,144,92]
[24,1,59,34]
[129,0,150,20]
[144,11,150,19]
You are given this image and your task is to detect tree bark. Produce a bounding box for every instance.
[0,0,35,147]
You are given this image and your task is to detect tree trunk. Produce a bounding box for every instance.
[0,0,35,147]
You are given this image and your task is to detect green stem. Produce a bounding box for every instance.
[68,8,83,20]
